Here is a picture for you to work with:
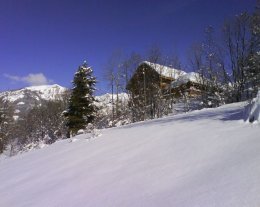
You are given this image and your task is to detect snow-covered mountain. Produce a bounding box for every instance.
[0,101,259,207]
[0,84,67,115]
[0,84,128,107]
[95,93,129,105]
[0,84,67,103]
[95,93,129,113]
[0,85,129,121]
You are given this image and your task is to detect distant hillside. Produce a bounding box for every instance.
[0,84,67,102]
[0,85,129,120]
[0,84,67,115]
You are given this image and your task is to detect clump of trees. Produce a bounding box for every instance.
[0,98,68,156]
[188,3,260,107]
[16,100,68,146]
[102,51,142,125]
[222,11,259,102]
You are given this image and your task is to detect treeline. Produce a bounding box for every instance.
[0,96,69,156]
[189,9,260,106]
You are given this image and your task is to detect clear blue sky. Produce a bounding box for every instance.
[0,0,256,94]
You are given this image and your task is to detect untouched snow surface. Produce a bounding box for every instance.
[0,102,260,207]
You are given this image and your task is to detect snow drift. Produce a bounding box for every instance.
[247,90,260,123]
[0,102,260,207]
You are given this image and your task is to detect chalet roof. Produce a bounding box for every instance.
[140,61,186,79]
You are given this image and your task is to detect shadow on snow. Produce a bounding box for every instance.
[120,105,245,130]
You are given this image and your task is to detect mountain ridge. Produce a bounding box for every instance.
[0,84,67,102]
[0,84,128,119]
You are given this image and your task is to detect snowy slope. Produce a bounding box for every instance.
[0,102,260,207]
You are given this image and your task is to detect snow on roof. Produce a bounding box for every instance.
[171,72,201,88]
[141,61,186,79]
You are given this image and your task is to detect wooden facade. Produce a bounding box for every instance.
[126,61,208,120]
[126,61,181,94]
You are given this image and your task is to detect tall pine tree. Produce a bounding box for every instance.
[64,62,97,137]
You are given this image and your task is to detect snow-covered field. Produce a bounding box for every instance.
[0,102,259,207]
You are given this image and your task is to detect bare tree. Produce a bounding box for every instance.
[121,52,142,93]
[188,42,209,107]
[188,26,230,108]
[146,45,163,64]
[222,12,251,101]
[245,1,260,98]
[104,50,135,126]
[104,52,118,124]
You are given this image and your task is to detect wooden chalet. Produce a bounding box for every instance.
[126,61,186,93]
[126,61,206,120]
[126,61,205,97]
[126,61,187,120]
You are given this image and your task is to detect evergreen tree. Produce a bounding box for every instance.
[64,62,97,136]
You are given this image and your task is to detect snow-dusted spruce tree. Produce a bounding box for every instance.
[64,62,97,137]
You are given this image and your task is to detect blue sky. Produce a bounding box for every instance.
[0,0,256,94]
